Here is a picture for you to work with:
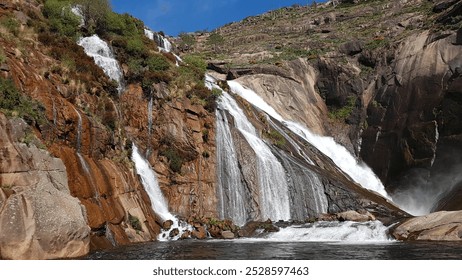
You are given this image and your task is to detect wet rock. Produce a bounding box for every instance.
[169,228,180,238]
[392,211,462,241]
[180,230,191,239]
[163,220,174,230]
[317,213,338,221]
[221,231,235,239]
[191,226,207,239]
[237,221,279,237]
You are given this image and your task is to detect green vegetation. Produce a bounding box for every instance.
[328,96,357,121]
[128,213,143,232]
[0,49,5,64]
[0,16,20,36]
[186,84,221,113]
[264,129,286,148]
[206,32,225,51]
[178,32,196,51]
[0,77,46,125]
[43,0,81,38]
[160,148,184,173]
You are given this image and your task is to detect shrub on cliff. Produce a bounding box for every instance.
[0,78,46,125]
[43,0,81,38]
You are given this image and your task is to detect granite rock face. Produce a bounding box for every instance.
[392,211,462,241]
[0,114,90,259]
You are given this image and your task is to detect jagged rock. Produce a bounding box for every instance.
[392,211,462,241]
[0,63,9,72]
[207,61,228,74]
[221,231,235,239]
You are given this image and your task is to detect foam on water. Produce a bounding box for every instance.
[236,221,394,243]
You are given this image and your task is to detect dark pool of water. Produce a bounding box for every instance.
[85,240,462,260]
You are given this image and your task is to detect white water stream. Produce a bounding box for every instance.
[131,144,191,240]
[227,81,390,200]
[235,221,394,243]
[77,35,124,93]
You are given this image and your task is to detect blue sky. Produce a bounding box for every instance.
[111,0,318,36]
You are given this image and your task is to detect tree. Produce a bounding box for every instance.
[73,0,111,33]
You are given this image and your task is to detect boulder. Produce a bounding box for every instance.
[339,40,363,56]
[221,231,235,239]
[392,211,462,241]
[336,210,375,222]
[163,220,174,230]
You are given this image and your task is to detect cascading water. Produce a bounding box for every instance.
[222,92,291,221]
[74,107,82,153]
[236,221,393,243]
[227,80,390,200]
[131,144,191,240]
[73,107,100,202]
[208,76,291,222]
[144,28,182,66]
[144,29,172,52]
[146,97,153,157]
[215,108,251,226]
[77,35,124,93]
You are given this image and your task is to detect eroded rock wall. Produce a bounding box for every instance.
[0,114,90,259]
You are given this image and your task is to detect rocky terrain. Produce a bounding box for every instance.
[1,0,462,259]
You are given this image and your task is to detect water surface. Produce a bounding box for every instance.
[86,240,462,260]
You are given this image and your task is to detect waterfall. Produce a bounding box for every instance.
[237,221,393,243]
[227,81,390,200]
[132,144,174,222]
[147,96,153,157]
[144,28,182,66]
[271,147,328,218]
[52,98,57,126]
[144,29,172,52]
[74,107,82,153]
[216,108,250,226]
[148,97,153,136]
[131,144,191,240]
[208,76,291,222]
[77,35,124,93]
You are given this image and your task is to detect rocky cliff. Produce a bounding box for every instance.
[0,0,217,258]
[189,0,462,213]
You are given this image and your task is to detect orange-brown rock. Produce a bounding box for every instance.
[121,85,218,219]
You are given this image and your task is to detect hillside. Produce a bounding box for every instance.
[184,0,462,189]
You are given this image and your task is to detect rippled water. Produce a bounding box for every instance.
[86,240,462,260]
